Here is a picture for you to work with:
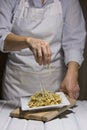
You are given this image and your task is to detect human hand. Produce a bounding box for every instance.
[59,62,80,99]
[26,37,51,65]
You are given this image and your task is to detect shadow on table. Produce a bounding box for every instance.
[54,105,78,119]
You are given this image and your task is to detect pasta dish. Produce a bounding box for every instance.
[28,90,62,108]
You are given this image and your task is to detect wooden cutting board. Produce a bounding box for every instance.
[10,96,76,122]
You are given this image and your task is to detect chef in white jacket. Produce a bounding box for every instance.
[0,0,86,103]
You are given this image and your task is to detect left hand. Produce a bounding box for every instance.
[59,62,80,99]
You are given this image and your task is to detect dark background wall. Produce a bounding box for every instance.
[0,52,7,99]
[0,0,87,99]
[78,0,87,99]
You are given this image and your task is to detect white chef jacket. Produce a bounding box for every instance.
[0,0,86,102]
[0,0,86,65]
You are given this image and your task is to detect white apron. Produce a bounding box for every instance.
[3,0,66,102]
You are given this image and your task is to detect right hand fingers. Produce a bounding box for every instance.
[30,39,51,65]
[35,47,43,65]
[42,43,51,65]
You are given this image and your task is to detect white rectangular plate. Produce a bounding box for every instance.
[20,92,70,111]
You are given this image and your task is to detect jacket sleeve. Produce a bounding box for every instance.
[61,0,86,66]
[0,0,18,52]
